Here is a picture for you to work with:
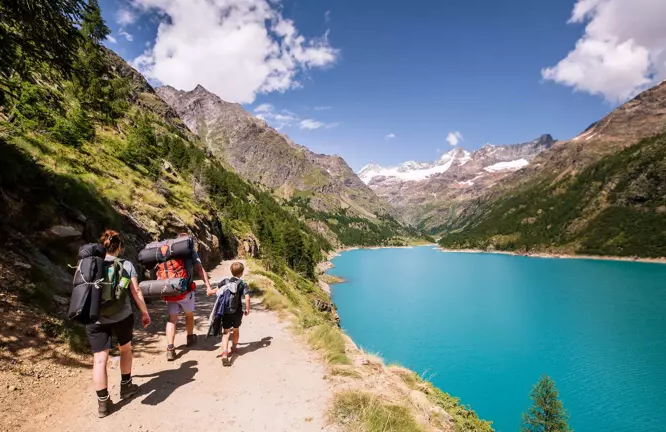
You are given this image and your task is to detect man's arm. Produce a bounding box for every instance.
[196,262,214,293]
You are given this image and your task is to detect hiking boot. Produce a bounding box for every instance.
[221,351,231,367]
[186,334,197,347]
[120,382,139,400]
[166,348,176,361]
[98,397,113,418]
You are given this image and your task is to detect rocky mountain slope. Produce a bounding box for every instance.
[156,85,389,220]
[439,80,666,257]
[359,135,555,229]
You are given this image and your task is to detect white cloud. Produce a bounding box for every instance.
[132,0,339,104]
[119,29,134,42]
[116,8,138,25]
[314,105,331,111]
[385,133,396,140]
[300,119,325,130]
[325,10,331,23]
[254,103,274,113]
[254,104,337,130]
[106,35,118,44]
[274,112,298,123]
[542,0,666,103]
[446,131,463,146]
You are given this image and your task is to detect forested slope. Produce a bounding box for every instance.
[0,0,331,308]
[440,133,666,257]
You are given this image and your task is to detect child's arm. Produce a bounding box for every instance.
[207,284,219,296]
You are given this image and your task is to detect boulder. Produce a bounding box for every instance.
[45,225,81,241]
[237,234,259,258]
[314,299,332,313]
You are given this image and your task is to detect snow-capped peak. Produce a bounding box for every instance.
[358,149,471,184]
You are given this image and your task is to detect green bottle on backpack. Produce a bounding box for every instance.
[99,259,131,317]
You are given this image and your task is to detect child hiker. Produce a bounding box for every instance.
[207,262,250,366]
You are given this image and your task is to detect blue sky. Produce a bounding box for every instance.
[100,0,666,171]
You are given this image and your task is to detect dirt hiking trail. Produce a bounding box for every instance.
[6,261,335,432]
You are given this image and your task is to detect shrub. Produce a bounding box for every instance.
[50,108,95,147]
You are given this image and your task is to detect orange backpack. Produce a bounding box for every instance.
[156,246,193,302]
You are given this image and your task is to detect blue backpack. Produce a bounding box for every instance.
[219,277,244,315]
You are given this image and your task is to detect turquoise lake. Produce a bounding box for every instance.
[328,246,666,432]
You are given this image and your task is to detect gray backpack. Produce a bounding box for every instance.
[220,278,243,315]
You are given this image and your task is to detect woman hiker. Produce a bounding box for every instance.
[85,230,151,418]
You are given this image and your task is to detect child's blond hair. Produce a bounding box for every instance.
[230,262,245,277]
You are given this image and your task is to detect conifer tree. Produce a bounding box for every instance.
[521,375,572,432]
[73,0,128,122]
[80,0,110,42]
[0,0,85,103]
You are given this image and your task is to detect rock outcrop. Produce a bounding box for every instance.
[156,85,391,219]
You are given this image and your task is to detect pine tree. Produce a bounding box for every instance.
[521,375,571,432]
[0,0,86,103]
[72,0,128,122]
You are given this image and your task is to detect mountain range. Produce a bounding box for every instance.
[151,70,666,258]
[155,85,417,247]
[154,76,666,259]
[358,135,555,229]
[439,80,666,257]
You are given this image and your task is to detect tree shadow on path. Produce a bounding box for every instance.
[129,360,199,407]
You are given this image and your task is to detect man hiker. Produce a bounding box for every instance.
[164,233,214,361]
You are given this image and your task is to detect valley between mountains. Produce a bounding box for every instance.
[2,2,666,430]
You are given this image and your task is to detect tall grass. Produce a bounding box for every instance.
[330,391,423,432]
[308,324,350,365]
[252,269,349,364]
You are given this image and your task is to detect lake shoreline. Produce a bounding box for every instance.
[436,247,666,265]
[327,244,666,431]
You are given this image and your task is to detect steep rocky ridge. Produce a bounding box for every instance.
[360,135,555,229]
[439,80,666,257]
[156,85,389,219]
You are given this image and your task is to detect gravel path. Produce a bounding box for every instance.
[10,261,334,432]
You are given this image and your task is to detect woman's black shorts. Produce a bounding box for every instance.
[86,314,134,353]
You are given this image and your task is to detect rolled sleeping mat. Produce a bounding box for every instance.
[138,236,194,266]
[72,255,105,321]
[67,283,93,324]
[78,243,106,259]
[139,278,188,298]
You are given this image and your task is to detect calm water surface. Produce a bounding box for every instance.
[329,247,666,432]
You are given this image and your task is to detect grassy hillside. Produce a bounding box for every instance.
[0,0,332,286]
[439,133,666,257]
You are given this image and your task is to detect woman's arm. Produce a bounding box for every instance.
[129,276,151,327]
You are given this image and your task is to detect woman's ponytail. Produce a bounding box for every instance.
[100,229,123,255]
